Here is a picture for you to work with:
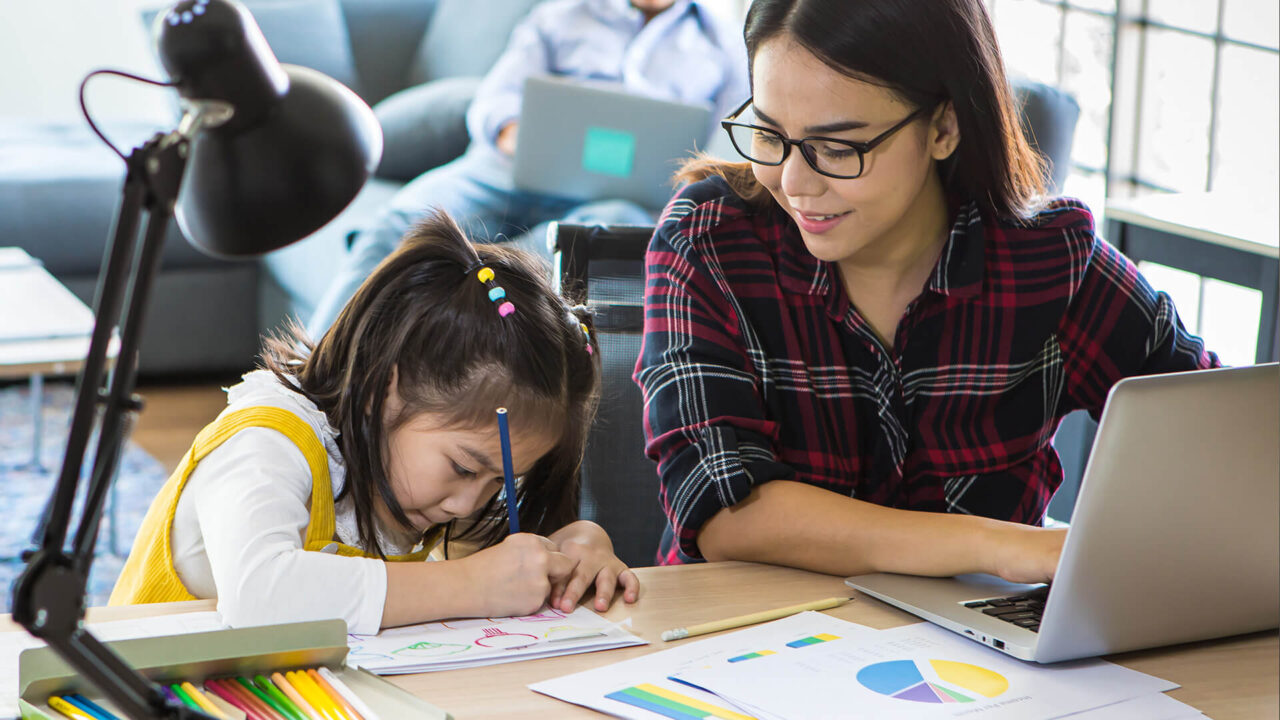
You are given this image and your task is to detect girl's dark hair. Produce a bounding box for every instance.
[262,210,601,555]
[679,0,1047,220]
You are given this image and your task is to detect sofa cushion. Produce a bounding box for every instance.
[0,121,219,275]
[339,0,438,106]
[372,76,479,182]
[142,0,359,95]
[407,0,543,84]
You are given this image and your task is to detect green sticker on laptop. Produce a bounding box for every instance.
[582,127,636,178]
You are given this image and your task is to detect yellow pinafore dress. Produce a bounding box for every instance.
[110,406,442,605]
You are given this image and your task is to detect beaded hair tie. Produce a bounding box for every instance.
[470,263,515,317]
[579,322,593,355]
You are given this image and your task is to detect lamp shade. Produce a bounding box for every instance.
[155,0,382,258]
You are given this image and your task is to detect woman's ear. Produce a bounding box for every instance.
[928,101,961,161]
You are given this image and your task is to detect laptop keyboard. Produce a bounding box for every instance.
[962,586,1050,633]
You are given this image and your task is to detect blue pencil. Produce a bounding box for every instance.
[62,693,119,720]
[496,407,519,534]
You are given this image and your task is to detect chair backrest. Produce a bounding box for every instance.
[550,222,664,567]
[1010,76,1081,195]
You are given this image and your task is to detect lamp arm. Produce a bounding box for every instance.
[11,129,217,720]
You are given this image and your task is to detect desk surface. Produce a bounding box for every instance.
[7,562,1276,720]
[1104,192,1279,258]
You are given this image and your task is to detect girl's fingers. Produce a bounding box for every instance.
[558,568,595,612]
[617,567,640,603]
[592,565,622,611]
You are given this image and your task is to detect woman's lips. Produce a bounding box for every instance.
[794,209,851,234]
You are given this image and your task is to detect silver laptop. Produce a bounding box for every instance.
[847,364,1279,663]
[513,75,712,210]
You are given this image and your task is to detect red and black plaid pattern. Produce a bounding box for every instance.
[635,178,1218,565]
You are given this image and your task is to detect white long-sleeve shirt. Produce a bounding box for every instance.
[171,371,423,634]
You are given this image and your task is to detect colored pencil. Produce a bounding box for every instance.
[496,407,519,534]
[297,670,351,720]
[660,596,853,640]
[170,684,203,712]
[62,695,117,720]
[214,678,280,720]
[271,672,321,720]
[286,671,343,720]
[317,667,381,720]
[201,688,248,720]
[46,696,96,720]
[161,686,183,707]
[181,681,230,719]
[253,675,308,720]
[237,677,294,720]
[307,669,362,720]
[204,680,264,720]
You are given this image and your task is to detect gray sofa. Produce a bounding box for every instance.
[0,0,539,375]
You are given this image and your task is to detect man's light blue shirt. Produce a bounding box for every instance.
[465,0,749,152]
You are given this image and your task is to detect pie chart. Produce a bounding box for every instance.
[857,659,1009,704]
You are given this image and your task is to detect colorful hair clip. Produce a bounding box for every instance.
[471,263,515,317]
[579,322,593,355]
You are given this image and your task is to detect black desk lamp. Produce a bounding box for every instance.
[10,1,381,717]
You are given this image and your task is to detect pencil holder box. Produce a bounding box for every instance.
[17,619,451,719]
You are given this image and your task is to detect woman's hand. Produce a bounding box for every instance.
[459,532,578,618]
[548,520,641,612]
[987,526,1068,584]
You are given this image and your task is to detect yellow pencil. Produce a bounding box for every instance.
[660,596,853,641]
[288,671,345,720]
[181,681,230,719]
[272,671,321,720]
[46,696,95,720]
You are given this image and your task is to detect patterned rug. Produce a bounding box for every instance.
[0,381,170,611]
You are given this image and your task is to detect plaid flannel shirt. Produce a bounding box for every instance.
[635,177,1218,565]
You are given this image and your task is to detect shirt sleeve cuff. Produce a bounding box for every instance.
[350,556,388,635]
[667,425,794,560]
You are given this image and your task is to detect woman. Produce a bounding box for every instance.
[634,0,1216,579]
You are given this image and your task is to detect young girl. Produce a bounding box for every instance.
[636,0,1218,577]
[112,211,639,633]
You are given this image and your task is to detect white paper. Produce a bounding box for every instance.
[348,605,645,674]
[674,623,1179,720]
[0,611,226,719]
[530,611,876,720]
[1048,693,1204,720]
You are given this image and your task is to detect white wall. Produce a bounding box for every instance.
[0,0,172,124]
[0,0,749,125]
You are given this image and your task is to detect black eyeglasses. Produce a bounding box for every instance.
[721,97,930,179]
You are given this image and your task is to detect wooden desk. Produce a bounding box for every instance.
[6,562,1276,719]
[1105,192,1279,363]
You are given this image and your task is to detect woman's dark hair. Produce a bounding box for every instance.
[262,210,601,555]
[679,0,1047,220]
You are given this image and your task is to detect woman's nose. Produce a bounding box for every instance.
[779,147,825,197]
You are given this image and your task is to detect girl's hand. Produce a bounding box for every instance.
[989,526,1068,584]
[548,520,641,612]
[460,533,578,617]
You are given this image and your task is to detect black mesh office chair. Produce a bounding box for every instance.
[549,222,665,566]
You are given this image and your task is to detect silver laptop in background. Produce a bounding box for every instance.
[847,363,1280,663]
[513,75,712,211]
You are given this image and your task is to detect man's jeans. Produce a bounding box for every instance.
[307,147,654,338]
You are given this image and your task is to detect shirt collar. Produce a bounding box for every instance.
[774,200,987,301]
[590,0,696,24]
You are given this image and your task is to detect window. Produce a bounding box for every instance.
[988,0,1278,204]
[989,0,1278,366]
